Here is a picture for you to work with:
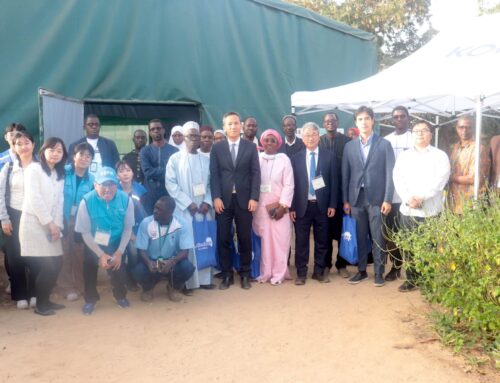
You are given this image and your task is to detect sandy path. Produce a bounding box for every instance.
[0,264,496,383]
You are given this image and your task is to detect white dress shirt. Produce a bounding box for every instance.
[306,147,319,200]
[385,131,413,203]
[228,137,241,161]
[393,145,450,217]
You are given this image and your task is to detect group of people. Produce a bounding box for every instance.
[0,106,497,315]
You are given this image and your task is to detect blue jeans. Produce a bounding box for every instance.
[132,258,195,291]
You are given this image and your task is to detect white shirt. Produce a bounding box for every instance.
[306,147,319,200]
[393,145,450,218]
[86,137,102,175]
[385,131,413,203]
[285,136,297,146]
[228,137,240,161]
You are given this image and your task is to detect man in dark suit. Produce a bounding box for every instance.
[342,106,395,287]
[290,122,336,285]
[67,114,120,176]
[210,112,261,290]
[278,115,305,158]
[319,112,352,281]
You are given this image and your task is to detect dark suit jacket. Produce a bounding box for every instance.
[290,147,337,218]
[278,137,305,158]
[67,136,120,168]
[341,134,395,206]
[210,139,261,208]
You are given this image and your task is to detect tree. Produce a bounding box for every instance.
[285,0,434,67]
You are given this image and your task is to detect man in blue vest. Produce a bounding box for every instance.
[75,166,134,315]
[133,196,195,302]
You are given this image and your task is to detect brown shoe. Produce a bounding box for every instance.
[166,285,182,302]
[337,267,351,278]
[295,277,306,286]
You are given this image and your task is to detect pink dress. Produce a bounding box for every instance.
[252,153,294,284]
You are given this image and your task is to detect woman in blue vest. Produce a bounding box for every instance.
[55,142,94,301]
[116,160,147,291]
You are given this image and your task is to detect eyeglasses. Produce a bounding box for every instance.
[412,129,431,135]
[100,182,117,189]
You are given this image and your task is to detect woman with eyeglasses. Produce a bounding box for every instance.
[0,131,37,309]
[19,137,67,316]
[252,129,294,285]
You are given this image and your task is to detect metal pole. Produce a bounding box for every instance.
[473,95,483,199]
[434,116,439,147]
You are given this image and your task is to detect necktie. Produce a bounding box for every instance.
[231,143,236,165]
[309,152,316,196]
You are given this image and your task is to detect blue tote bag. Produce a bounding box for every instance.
[192,218,218,270]
[231,230,261,279]
[339,215,358,265]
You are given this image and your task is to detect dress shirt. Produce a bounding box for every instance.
[393,145,450,218]
[306,147,319,200]
[228,137,241,161]
[285,136,297,146]
[385,131,413,203]
[358,133,374,164]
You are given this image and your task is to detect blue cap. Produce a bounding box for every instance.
[95,166,119,185]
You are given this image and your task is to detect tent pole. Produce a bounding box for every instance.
[473,95,483,200]
[435,116,439,147]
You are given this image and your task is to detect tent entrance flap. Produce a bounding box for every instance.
[39,88,84,147]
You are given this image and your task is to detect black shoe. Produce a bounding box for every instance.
[240,276,251,290]
[219,276,234,290]
[46,301,66,310]
[348,271,368,284]
[374,274,385,287]
[182,287,194,296]
[294,277,306,286]
[199,284,216,290]
[311,273,326,283]
[384,267,401,282]
[214,272,224,279]
[398,281,418,292]
[34,307,56,316]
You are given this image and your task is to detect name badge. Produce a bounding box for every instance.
[193,183,206,197]
[312,175,326,190]
[94,230,111,246]
[71,205,77,216]
[90,162,98,173]
[260,184,272,193]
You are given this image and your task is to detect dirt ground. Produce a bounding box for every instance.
[0,254,498,383]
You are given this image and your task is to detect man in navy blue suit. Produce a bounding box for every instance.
[342,106,395,287]
[290,122,337,285]
[210,112,261,290]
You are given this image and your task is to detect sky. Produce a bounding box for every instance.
[430,0,498,31]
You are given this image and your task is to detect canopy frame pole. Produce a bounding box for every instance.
[473,95,483,199]
[435,116,440,147]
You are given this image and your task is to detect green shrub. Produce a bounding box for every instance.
[393,195,500,361]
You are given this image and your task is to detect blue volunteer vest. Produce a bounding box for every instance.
[83,189,129,244]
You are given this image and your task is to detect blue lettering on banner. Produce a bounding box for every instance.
[446,44,500,58]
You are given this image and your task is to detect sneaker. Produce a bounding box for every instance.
[66,292,79,301]
[29,297,37,309]
[337,267,351,278]
[82,302,95,315]
[140,291,154,302]
[17,300,29,310]
[348,271,368,284]
[374,274,385,287]
[384,267,401,282]
[166,285,182,302]
[116,298,130,308]
[398,281,418,292]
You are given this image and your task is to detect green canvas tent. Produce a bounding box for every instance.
[0,0,377,150]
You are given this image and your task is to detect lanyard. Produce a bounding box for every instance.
[157,221,171,254]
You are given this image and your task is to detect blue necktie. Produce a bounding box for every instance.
[309,152,316,196]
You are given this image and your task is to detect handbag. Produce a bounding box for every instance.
[231,230,261,279]
[339,215,358,264]
[265,201,280,219]
[192,217,218,270]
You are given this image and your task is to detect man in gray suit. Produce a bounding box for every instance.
[342,106,395,287]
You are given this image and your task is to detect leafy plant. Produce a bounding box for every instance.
[392,194,500,364]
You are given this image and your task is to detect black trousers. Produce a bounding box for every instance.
[24,256,62,310]
[294,201,329,278]
[399,214,426,284]
[351,189,386,276]
[83,242,127,304]
[216,194,253,277]
[4,207,35,301]
[383,203,403,269]
[325,204,348,270]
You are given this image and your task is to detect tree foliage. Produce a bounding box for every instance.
[286,0,434,66]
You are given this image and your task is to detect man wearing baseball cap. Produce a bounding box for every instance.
[75,166,135,315]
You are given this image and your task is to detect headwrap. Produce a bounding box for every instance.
[259,129,283,150]
[168,125,185,149]
[182,121,200,135]
[214,129,226,137]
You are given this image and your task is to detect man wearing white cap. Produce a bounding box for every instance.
[75,166,134,315]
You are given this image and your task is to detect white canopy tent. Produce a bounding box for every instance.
[291,13,500,197]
